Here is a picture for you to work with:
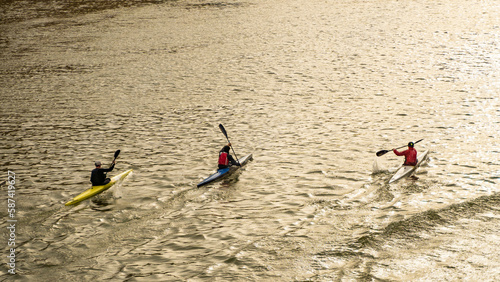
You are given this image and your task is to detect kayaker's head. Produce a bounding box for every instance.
[408,142,414,148]
[222,145,230,153]
[95,161,102,168]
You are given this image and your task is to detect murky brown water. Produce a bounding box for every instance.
[1,0,500,280]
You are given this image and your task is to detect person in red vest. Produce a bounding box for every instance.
[393,141,418,166]
[218,143,240,169]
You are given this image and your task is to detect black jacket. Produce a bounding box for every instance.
[90,163,115,186]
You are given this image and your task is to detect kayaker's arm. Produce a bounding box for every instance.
[102,162,115,172]
[393,149,405,156]
[228,155,241,166]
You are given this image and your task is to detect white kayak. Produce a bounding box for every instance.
[389,150,429,184]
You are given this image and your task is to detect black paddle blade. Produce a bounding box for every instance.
[114,150,121,159]
[376,150,390,157]
[219,124,228,138]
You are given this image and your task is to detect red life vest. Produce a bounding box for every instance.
[218,152,229,166]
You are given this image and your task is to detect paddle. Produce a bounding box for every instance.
[111,149,120,166]
[218,124,240,165]
[376,139,423,157]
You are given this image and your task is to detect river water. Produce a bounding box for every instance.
[1,0,500,280]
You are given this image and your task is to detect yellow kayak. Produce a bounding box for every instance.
[65,169,133,206]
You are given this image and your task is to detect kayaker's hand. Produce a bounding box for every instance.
[228,143,232,147]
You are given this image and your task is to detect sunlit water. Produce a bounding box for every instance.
[1,0,500,280]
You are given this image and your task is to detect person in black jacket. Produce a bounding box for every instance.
[90,160,115,186]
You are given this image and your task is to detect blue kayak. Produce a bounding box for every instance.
[197,154,253,187]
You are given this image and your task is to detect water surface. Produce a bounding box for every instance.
[1,0,500,280]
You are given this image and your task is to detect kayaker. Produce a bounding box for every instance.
[393,142,418,166]
[90,160,115,186]
[218,143,240,169]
